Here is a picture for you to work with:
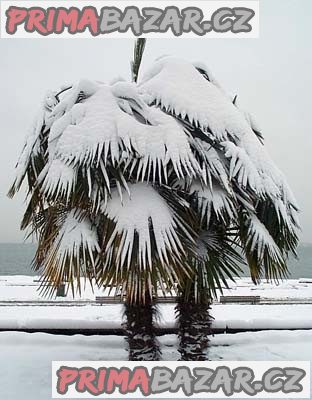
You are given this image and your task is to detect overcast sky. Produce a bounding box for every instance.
[0,0,311,243]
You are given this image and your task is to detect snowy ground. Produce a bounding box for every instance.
[1,303,312,331]
[2,275,312,301]
[1,276,312,399]
[0,330,312,400]
[0,275,312,331]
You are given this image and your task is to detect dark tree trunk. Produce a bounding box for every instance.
[176,286,213,361]
[124,293,160,361]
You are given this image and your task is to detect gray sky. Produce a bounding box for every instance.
[0,0,311,243]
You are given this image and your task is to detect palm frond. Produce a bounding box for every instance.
[239,211,291,283]
[34,209,100,297]
[188,137,230,191]
[256,198,299,257]
[96,183,195,304]
[222,140,266,196]
[179,226,244,302]
[190,181,237,227]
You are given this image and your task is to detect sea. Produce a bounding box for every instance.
[0,243,311,279]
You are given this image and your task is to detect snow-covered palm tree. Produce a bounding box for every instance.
[9,40,299,361]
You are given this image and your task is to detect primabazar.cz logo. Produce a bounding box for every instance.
[0,1,259,38]
[52,361,311,398]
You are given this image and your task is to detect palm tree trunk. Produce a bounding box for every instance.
[176,285,213,361]
[124,292,160,361]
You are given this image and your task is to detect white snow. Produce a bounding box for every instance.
[246,213,283,263]
[52,84,199,185]
[0,303,312,332]
[2,275,312,301]
[39,159,77,200]
[299,278,312,283]
[49,79,99,120]
[221,277,312,299]
[11,109,46,193]
[140,56,299,221]
[140,56,249,141]
[53,211,100,258]
[55,85,120,166]
[191,181,236,225]
[0,330,311,399]
[0,276,311,398]
[223,140,265,194]
[103,183,186,269]
[40,211,100,289]
[0,276,312,331]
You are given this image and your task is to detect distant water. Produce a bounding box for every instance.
[0,243,311,278]
[0,243,37,276]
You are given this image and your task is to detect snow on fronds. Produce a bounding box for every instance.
[52,85,199,180]
[273,197,300,232]
[47,113,72,159]
[139,57,254,141]
[222,124,299,214]
[45,210,100,270]
[39,159,77,201]
[191,182,236,225]
[109,76,126,86]
[43,90,59,111]
[49,79,99,120]
[11,80,98,197]
[222,140,267,195]
[233,96,263,138]
[9,110,45,196]
[139,57,299,211]
[190,137,230,191]
[103,183,185,268]
[246,213,283,263]
[192,61,226,94]
[244,109,262,137]
[280,180,299,210]
[236,131,293,201]
[119,106,200,181]
[54,86,120,165]
[111,81,145,109]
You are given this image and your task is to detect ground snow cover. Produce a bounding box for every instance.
[0,330,312,400]
[1,304,312,331]
[1,276,312,330]
[2,275,312,301]
[0,276,312,399]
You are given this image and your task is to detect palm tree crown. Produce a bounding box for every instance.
[9,52,299,305]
